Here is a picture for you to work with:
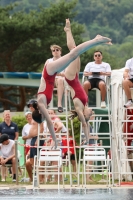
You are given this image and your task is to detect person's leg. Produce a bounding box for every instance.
[47,35,111,76]
[122,79,133,100]
[64,18,80,77]
[39,161,45,183]
[83,80,91,96]
[64,19,76,51]
[55,77,65,110]
[37,94,57,148]
[71,160,76,172]
[98,81,106,101]
[86,160,93,181]
[26,158,33,182]
[12,157,16,180]
[71,156,77,178]
[1,166,6,181]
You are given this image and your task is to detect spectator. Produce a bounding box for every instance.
[83,50,111,108]
[22,111,32,156]
[0,110,19,178]
[48,109,67,133]
[123,58,133,107]
[0,110,19,140]
[0,134,16,182]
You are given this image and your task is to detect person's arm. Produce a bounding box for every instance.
[83,63,92,76]
[123,60,130,79]
[100,71,111,76]
[22,126,27,141]
[0,123,2,136]
[54,121,63,133]
[22,135,29,140]
[123,69,130,79]
[14,132,19,140]
[83,71,93,76]
[1,144,15,165]
[14,123,19,140]
[100,63,111,76]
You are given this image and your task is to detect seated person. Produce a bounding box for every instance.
[0,134,16,182]
[123,57,133,108]
[83,50,111,108]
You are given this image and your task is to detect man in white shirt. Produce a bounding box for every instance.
[83,50,111,108]
[123,58,133,107]
[0,134,16,182]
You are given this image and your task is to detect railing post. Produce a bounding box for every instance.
[15,140,18,185]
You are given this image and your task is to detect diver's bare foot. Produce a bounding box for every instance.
[64,18,71,32]
[94,34,112,43]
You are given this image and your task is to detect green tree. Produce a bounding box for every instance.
[74,0,133,43]
[0,0,85,111]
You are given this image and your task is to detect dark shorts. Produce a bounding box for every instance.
[3,158,12,164]
[30,136,44,158]
[63,153,75,161]
[129,79,133,83]
[88,78,105,90]
[89,139,95,145]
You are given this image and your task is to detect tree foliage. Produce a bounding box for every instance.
[0,0,85,111]
[74,0,133,44]
[0,0,84,72]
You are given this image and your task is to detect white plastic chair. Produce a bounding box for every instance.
[83,147,110,187]
[33,148,64,189]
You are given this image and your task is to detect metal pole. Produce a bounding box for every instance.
[15,140,18,185]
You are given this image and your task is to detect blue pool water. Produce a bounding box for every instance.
[0,188,133,200]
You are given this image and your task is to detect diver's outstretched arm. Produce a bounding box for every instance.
[37,94,57,149]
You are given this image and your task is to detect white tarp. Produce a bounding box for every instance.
[111,67,132,181]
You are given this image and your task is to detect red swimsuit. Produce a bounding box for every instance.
[38,66,56,105]
[65,73,88,106]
